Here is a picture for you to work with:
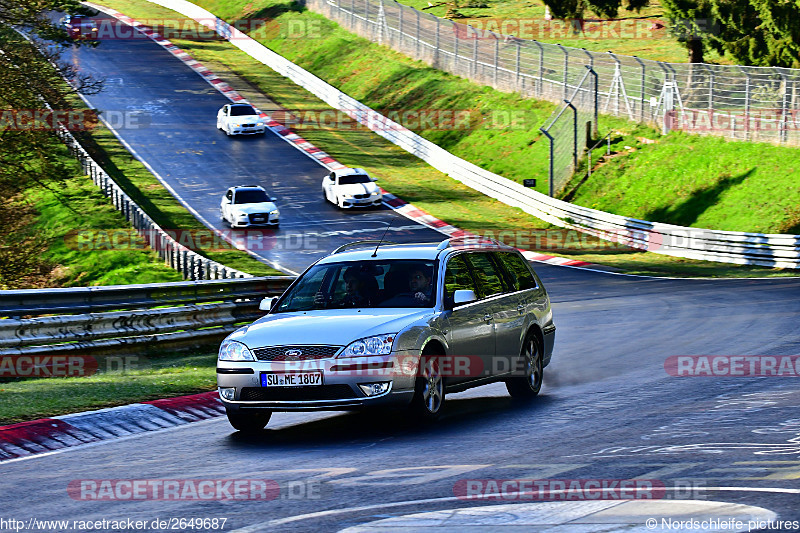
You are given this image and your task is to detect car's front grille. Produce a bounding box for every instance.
[240,385,356,401]
[252,345,342,362]
[241,123,256,128]
[248,213,269,223]
[354,194,369,199]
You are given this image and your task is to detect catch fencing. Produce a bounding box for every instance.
[309,0,800,146]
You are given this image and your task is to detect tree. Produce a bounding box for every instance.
[540,0,650,22]
[660,0,714,63]
[1,0,101,287]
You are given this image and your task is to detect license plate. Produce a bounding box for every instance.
[252,217,264,222]
[261,372,323,387]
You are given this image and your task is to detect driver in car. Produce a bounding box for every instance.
[408,268,433,305]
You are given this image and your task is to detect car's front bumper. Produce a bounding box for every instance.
[217,350,418,411]
[230,125,266,135]
[231,216,280,228]
[340,196,383,208]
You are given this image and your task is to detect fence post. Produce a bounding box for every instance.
[530,40,541,98]
[776,68,788,143]
[633,56,646,122]
[452,21,458,71]
[472,30,478,78]
[586,66,598,139]
[565,100,578,169]
[557,43,569,100]
[737,66,751,141]
[492,32,499,87]
[398,1,403,48]
[515,41,521,90]
[412,8,420,58]
[540,127,555,197]
[350,0,354,28]
[434,15,440,66]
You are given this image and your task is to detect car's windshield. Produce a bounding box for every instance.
[230,105,257,116]
[274,260,437,312]
[337,175,371,185]
[234,190,269,204]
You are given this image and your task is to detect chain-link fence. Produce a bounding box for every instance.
[540,68,598,196]
[308,0,800,146]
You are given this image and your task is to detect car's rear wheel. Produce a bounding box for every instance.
[505,333,543,399]
[226,408,271,433]
[410,352,445,420]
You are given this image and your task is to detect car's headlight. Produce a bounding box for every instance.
[371,191,379,196]
[343,194,353,199]
[269,209,279,216]
[219,340,255,361]
[340,334,396,357]
[237,212,248,218]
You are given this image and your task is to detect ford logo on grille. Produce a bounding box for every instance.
[284,349,303,359]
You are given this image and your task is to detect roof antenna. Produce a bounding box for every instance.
[372,219,394,257]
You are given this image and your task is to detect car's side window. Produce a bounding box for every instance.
[225,190,233,202]
[465,253,507,299]
[443,255,476,304]
[496,253,537,292]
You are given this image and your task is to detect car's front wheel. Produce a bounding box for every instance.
[410,353,445,420]
[505,333,543,399]
[226,408,271,433]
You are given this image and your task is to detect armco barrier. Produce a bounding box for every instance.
[0,277,294,355]
[116,0,800,269]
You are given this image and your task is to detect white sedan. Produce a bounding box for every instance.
[322,168,383,209]
[220,186,279,228]
[217,103,266,136]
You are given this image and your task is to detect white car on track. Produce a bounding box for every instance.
[322,168,383,209]
[217,103,266,136]
[220,185,280,228]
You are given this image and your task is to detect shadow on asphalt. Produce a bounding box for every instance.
[224,394,557,447]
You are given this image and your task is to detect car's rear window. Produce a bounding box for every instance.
[337,175,371,185]
[230,105,257,116]
[234,190,269,204]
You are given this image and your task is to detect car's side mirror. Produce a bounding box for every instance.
[259,297,278,311]
[453,289,477,306]
[270,196,277,202]
[371,176,378,182]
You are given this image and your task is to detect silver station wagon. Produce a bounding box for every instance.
[217,238,556,431]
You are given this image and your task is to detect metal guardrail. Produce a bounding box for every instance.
[0,277,294,355]
[109,0,800,269]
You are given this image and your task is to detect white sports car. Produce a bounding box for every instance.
[322,168,383,209]
[220,186,280,228]
[217,103,266,136]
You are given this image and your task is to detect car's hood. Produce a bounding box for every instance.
[336,182,379,196]
[228,309,433,349]
[232,202,277,214]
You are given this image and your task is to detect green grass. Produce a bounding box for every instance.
[567,132,800,234]
[84,0,799,278]
[0,350,217,424]
[26,165,183,286]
